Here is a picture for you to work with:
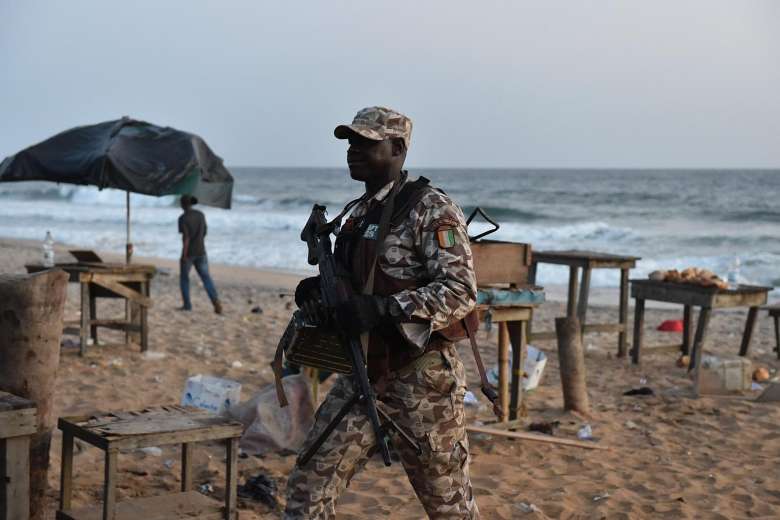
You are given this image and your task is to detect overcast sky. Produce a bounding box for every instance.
[2,1,778,168]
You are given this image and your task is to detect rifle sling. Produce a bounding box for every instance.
[463,316,502,419]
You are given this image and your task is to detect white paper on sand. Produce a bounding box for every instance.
[486,344,548,391]
[181,375,242,415]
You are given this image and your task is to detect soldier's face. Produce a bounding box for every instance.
[347,134,394,181]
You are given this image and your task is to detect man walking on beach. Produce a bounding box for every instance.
[285,107,479,518]
[178,194,222,314]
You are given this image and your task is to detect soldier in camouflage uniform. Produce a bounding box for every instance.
[285,106,479,519]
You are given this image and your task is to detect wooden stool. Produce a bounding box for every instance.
[1,391,37,520]
[766,305,780,359]
[57,405,244,520]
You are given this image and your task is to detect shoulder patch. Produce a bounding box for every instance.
[436,227,458,248]
[425,216,459,232]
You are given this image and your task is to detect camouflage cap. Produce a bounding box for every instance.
[334,106,413,149]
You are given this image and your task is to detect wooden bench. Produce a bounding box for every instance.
[57,406,244,520]
[1,391,37,520]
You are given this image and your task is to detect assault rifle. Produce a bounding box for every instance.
[299,204,419,466]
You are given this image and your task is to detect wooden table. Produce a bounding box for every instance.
[530,250,640,356]
[26,263,156,355]
[1,391,37,520]
[57,406,244,520]
[765,305,780,359]
[630,280,772,371]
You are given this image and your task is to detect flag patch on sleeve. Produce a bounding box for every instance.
[436,228,457,248]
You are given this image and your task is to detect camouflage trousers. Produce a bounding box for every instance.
[284,342,479,519]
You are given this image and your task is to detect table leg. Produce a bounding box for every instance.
[80,281,89,356]
[225,437,238,520]
[103,450,118,520]
[567,267,579,317]
[140,281,149,352]
[498,322,510,422]
[577,267,591,335]
[60,430,74,511]
[507,320,527,421]
[2,436,30,520]
[682,305,693,355]
[181,442,193,492]
[89,284,98,345]
[618,268,629,357]
[691,308,712,396]
[739,306,759,357]
[774,315,780,359]
[631,298,645,364]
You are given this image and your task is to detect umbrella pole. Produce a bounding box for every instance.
[126,191,132,263]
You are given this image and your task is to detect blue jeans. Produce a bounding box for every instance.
[180,255,219,309]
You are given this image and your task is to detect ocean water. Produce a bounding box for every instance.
[1,168,779,291]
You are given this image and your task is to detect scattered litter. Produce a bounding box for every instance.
[140,447,162,457]
[753,367,770,382]
[89,363,98,369]
[657,320,683,332]
[576,424,594,441]
[128,468,148,476]
[163,459,175,469]
[238,473,278,509]
[623,387,654,396]
[486,345,547,390]
[751,382,764,391]
[676,355,690,368]
[251,306,263,314]
[516,502,541,513]
[593,492,610,502]
[529,421,559,436]
[142,351,167,361]
[231,360,244,369]
[639,377,648,385]
[181,375,242,415]
[109,358,123,367]
[153,375,163,383]
[624,420,639,430]
[464,391,479,406]
[61,338,79,349]
[199,483,214,494]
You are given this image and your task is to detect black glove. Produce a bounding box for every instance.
[294,276,321,308]
[336,295,402,337]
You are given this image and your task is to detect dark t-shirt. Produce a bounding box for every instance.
[178,209,208,257]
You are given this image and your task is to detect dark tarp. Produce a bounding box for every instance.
[0,117,233,208]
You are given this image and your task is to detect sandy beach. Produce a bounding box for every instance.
[2,238,779,519]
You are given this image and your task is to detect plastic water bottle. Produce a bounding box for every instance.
[42,231,55,267]
[727,255,740,288]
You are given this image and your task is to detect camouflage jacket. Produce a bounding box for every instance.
[341,173,477,349]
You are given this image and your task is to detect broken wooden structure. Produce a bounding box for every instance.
[1,392,37,520]
[26,262,156,354]
[471,240,544,427]
[57,405,244,520]
[529,250,640,356]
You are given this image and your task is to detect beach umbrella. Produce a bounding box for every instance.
[0,117,233,262]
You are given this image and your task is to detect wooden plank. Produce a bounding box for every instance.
[618,268,629,357]
[0,391,35,412]
[582,323,625,333]
[479,306,533,322]
[181,443,193,492]
[739,306,759,356]
[103,450,118,520]
[507,320,527,421]
[470,241,531,286]
[56,491,223,520]
[641,343,685,353]
[86,321,141,333]
[631,298,645,365]
[0,408,37,438]
[631,281,715,307]
[88,276,152,308]
[80,281,89,356]
[1,436,30,520]
[467,425,608,450]
[60,430,74,511]
[714,290,768,309]
[533,249,639,268]
[225,438,238,520]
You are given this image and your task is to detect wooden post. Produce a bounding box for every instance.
[631,298,646,365]
[103,450,118,520]
[555,317,590,415]
[59,430,74,511]
[497,322,510,422]
[617,268,629,357]
[80,281,90,356]
[225,438,238,520]
[0,270,69,520]
[691,308,712,396]
[682,305,693,355]
[566,267,579,317]
[739,306,759,357]
[181,443,193,492]
[507,321,527,421]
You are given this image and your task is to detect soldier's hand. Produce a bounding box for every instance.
[294,276,321,308]
[301,299,329,326]
[336,295,402,336]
